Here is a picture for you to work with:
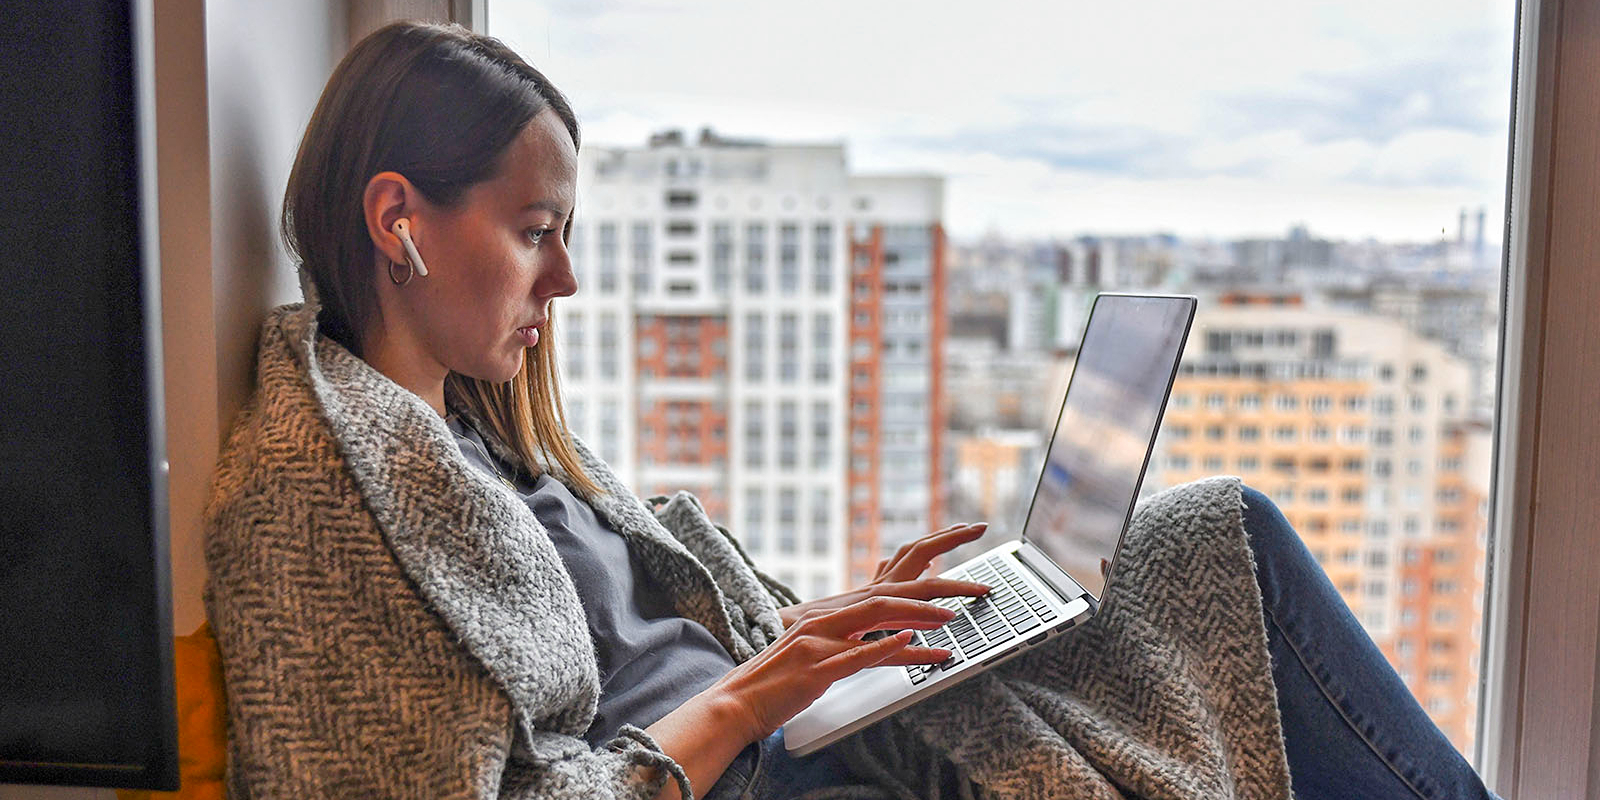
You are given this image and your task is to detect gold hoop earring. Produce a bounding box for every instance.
[388,258,414,286]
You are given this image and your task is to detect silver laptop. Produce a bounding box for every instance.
[783,293,1197,756]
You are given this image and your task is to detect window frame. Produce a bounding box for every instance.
[1477,0,1600,794]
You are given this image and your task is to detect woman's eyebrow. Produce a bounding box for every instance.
[520,200,570,216]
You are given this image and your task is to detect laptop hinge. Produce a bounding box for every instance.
[1016,544,1091,606]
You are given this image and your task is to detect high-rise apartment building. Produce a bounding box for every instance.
[561,129,944,597]
[1149,304,1490,750]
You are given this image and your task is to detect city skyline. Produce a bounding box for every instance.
[491,0,1515,242]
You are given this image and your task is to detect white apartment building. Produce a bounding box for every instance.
[558,129,944,597]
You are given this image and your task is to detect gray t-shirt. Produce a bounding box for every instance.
[446,415,737,745]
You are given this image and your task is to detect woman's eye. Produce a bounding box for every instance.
[527,227,557,244]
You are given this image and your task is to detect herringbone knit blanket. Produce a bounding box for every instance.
[204,294,1292,800]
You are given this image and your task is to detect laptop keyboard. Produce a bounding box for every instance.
[903,554,1059,685]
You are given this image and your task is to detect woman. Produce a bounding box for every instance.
[205,20,1497,800]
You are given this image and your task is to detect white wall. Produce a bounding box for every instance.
[0,0,345,797]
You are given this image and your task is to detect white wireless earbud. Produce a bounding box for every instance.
[392,218,429,277]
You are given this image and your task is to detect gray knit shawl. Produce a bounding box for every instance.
[204,298,1292,800]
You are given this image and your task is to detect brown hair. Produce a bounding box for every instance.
[282,20,600,495]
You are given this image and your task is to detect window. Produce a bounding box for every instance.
[631,221,652,294]
[810,488,830,555]
[812,313,831,381]
[564,312,584,379]
[599,399,619,464]
[777,488,797,554]
[711,222,733,292]
[779,313,799,383]
[743,401,764,467]
[779,223,800,291]
[498,0,1515,767]
[811,402,830,467]
[813,222,833,292]
[744,222,766,292]
[744,313,765,381]
[733,490,767,559]
[778,401,798,468]
[597,222,618,292]
[598,312,619,379]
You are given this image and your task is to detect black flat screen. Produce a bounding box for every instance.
[0,0,177,789]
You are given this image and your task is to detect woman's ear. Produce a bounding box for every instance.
[363,171,419,271]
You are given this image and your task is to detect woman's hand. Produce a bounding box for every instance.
[643,596,957,799]
[777,522,993,628]
[712,595,958,742]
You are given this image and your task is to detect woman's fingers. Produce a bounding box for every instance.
[872,577,991,601]
[880,523,989,582]
[816,630,918,679]
[803,595,957,639]
[870,644,956,668]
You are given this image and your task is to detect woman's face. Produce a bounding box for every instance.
[390,108,579,384]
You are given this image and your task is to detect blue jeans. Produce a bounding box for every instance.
[703,486,1498,800]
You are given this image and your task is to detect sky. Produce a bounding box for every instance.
[489,0,1517,243]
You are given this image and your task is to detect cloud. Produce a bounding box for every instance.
[492,0,1516,240]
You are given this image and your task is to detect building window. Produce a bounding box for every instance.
[597,222,618,292]
[744,222,767,292]
[810,488,830,555]
[779,401,798,468]
[744,313,765,381]
[779,313,799,383]
[631,221,652,294]
[598,312,619,379]
[744,401,764,468]
[743,487,764,552]
[665,189,697,209]
[1238,393,1262,410]
[599,399,619,464]
[564,312,584,379]
[812,313,832,381]
[779,223,800,291]
[778,488,798,554]
[813,222,833,292]
[711,222,733,292]
[811,402,830,468]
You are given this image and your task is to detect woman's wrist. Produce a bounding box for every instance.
[645,687,762,800]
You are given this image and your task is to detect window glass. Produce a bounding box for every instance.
[494,0,1512,761]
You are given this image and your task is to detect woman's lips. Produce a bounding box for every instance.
[517,326,540,347]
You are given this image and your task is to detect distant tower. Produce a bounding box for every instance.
[1475,207,1487,259]
[1458,208,1467,247]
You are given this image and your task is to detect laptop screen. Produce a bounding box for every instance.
[1019,294,1195,600]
